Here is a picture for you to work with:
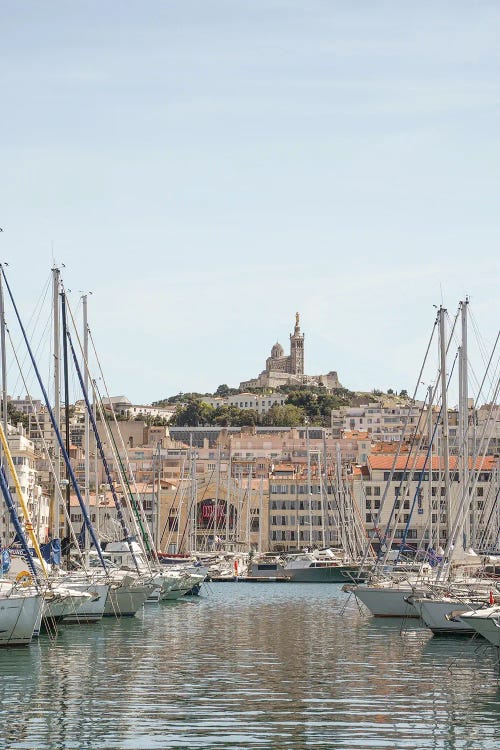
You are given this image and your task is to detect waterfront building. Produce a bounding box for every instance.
[349,453,498,551]
[0,424,50,545]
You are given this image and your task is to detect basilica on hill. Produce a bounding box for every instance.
[239,313,341,391]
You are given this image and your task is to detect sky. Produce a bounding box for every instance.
[0,1,499,407]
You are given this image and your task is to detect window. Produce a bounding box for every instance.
[374,487,381,497]
[366,486,372,496]
[366,513,372,523]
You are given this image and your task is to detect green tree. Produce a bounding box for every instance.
[262,404,305,426]
[6,402,29,431]
[170,398,215,426]
[215,384,239,397]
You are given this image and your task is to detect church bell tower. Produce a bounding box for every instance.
[290,312,304,376]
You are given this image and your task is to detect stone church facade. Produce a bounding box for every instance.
[240,313,341,391]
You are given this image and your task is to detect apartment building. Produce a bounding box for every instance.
[331,401,423,442]
[1,425,50,545]
[350,453,498,551]
[203,391,287,414]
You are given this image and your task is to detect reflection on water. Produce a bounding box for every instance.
[0,583,498,749]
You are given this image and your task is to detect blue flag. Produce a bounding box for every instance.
[1,548,10,574]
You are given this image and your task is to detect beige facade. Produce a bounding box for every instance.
[350,453,497,551]
[1,425,50,545]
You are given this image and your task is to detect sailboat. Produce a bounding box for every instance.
[350,302,499,621]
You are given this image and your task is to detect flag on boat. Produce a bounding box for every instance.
[1,548,10,574]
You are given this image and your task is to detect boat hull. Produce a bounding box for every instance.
[353,585,420,617]
[286,565,362,583]
[103,584,152,617]
[459,607,500,646]
[63,582,110,624]
[0,593,42,646]
[43,591,92,624]
[412,597,476,634]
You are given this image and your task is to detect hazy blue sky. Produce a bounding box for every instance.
[1,1,498,405]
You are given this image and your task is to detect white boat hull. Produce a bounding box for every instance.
[412,597,476,634]
[459,606,500,646]
[43,591,92,623]
[353,585,420,617]
[0,592,42,646]
[103,583,152,617]
[63,582,110,623]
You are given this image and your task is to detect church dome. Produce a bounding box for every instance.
[271,342,284,359]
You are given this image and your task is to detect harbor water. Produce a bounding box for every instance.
[0,583,499,749]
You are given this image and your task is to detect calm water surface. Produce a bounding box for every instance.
[0,583,499,749]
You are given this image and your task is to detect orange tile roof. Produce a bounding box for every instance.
[343,430,370,440]
[272,463,296,472]
[371,441,410,454]
[368,454,497,471]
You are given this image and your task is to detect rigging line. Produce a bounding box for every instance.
[65,323,142,576]
[447,301,483,399]
[6,274,52,383]
[3,324,85,565]
[358,312,439,575]
[158,458,186,549]
[469,305,493,367]
[7,304,53,400]
[76,313,157,558]
[177,463,217,553]
[90,354,157,559]
[379,382,435,552]
[62,289,154,559]
[470,331,500,416]
[163,461,190,552]
[378,306,462,569]
[0,265,108,571]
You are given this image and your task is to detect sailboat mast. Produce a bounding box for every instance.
[461,299,471,546]
[0,271,7,433]
[83,294,90,564]
[52,266,61,539]
[225,450,231,548]
[0,269,9,540]
[155,441,161,552]
[61,291,72,567]
[258,474,263,553]
[438,307,451,548]
[306,423,312,548]
[428,385,433,549]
